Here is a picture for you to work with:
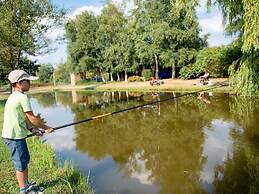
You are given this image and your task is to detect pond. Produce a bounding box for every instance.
[30,91,259,194]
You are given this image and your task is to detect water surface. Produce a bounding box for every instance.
[30,91,259,194]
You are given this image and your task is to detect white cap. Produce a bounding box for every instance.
[8,70,38,83]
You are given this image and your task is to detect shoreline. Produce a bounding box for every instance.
[2,78,231,94]
[0,78,232,101]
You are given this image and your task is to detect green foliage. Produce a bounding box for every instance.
[36,64,54,83]
[128,76,142,82]
[65,0,205,81]
[242,0,259,53]
[65,11,99,74]
[180,46,242,79]
[209,0,259,95]
[54,63,70,84]
[132,0,205,78]
[229,56,259,95]
[141,69,153,80]
[0,0,65,82]
[179,63,203,79]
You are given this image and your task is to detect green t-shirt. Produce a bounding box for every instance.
[2,91,32,139]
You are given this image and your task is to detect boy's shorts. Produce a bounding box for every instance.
[3,138,30,172]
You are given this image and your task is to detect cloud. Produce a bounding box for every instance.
[112,0,135,15]
[199,13,224,33]
[208,33,234,46]
[196,0,235,46]
[68,5,103,20]
[31,5,104,65]
[46,27,65,40]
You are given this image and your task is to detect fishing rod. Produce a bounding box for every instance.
[26,81,228,138]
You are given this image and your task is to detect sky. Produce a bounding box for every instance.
[33,0,235,66]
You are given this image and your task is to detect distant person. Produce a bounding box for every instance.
[199,70,210,85]
[1,70,54,194]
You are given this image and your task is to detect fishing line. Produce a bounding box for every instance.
[27,81,228,138]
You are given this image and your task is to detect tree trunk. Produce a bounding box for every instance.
[154,54,159,79]
[100,70,106,82]
[125,71,128,82]
[110,72,114,81]
[172,64,175,79]
[117,73,120,81]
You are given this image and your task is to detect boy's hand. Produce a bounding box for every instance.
[31,128,44,136]
[45,128,54,134]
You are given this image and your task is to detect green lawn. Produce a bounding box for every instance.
[0,100,93,194]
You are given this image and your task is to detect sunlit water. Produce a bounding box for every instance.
[30,91,259,194]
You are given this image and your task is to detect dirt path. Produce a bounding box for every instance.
[97,78,229,91]
[0,78,230,96]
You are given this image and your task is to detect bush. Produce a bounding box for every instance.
[128,76,142,82]
[141,69,153,80]
[180,64,204,79]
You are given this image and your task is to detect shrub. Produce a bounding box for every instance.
[180,64,204,79]
[128,76,142,82]
[141,69,153,81]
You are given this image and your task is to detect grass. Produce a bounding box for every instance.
[96,84,232,93]
[0,100,93,194]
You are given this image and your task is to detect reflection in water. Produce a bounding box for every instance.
[197,92,211,104]
[30,91,259,194]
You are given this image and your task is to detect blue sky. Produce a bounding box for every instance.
[34,0,235,66]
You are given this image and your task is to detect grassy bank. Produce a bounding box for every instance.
[96,85,232,93]
[1,78,232,94]
[0,100,93,194]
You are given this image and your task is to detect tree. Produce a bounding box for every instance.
[65,11,99,77]
[132,0,205,79]
[36,64,54,83]
[115,24,137,82]
[96,3,126,81]
[54,63,70,84]
[208,0,259,95]
[0,0,65,82]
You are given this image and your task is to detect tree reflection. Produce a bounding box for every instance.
[72,93,212,194]
[213,96,259,194]
[31,91,259,193]
[31,93,56,108]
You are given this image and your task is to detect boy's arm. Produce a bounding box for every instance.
[25,111,54,133]
[25,118,35,132]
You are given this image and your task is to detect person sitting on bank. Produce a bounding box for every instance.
[199,70,210,85]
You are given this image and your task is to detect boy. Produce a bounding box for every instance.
[2,70,54,194]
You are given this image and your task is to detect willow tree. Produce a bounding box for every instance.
[208,0,259,95]
[0,0,65,81]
